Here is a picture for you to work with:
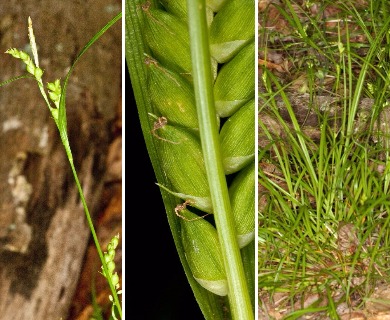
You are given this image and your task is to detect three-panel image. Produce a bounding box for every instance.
[0,0,387,319]
[129,0,390,319]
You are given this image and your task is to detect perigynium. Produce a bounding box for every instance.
[126,0,255,319]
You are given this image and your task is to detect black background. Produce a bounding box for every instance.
[126,66,204,319]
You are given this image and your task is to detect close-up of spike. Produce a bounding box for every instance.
[126,0,256,319]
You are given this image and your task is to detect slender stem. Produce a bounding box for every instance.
[8,12,123,318]
[65,152,122,318]
[186,1,254,319]
[40,12,122,317]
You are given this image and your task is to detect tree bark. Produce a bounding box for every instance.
[0,1,121,319]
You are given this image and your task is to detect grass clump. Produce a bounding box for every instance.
[258,0,390,318]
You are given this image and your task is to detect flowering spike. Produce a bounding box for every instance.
[28,17,39,67]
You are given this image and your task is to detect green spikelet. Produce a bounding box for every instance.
[220,98,255,174]
[180,209,228,296]
[142,3,192,77]
[152,117,212,213]
[209,0,255,63]
[229,162,255,248]
[213,40,255,118]
[146,57,199,130]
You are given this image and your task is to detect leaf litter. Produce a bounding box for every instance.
[258,0,390,319]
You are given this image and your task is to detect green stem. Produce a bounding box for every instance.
[54,12,123,317]
[5,12,123,319]
[186,1,254,319]
[65,154,122,318]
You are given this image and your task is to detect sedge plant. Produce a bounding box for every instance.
[1,14,122,319]
[259,0,390,318]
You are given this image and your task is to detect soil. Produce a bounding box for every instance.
[259,1,390,319]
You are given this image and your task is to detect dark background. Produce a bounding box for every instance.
[127,66,204,319]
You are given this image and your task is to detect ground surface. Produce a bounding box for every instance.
[259,1,390,319]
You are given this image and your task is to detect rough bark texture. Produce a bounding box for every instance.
[0,2,121,319]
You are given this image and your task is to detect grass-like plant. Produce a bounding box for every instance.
[259,0,390,318]
[126,0,255,319]
[1,13,122,319]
